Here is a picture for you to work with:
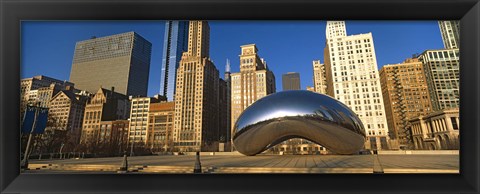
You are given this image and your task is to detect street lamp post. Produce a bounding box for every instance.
[130,138,135,157]
[21,104,40,169]
[59,143,65,159]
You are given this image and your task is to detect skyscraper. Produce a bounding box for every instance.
[380,57,433,149]
[173,21,220,152]
[438,21,460,49]
[231,44,276,145]
[282,72,301,91]
[160,21,189,101]
[220,59,232,150]
[70,32,152,96]
[324,21,389,150]
[312,60,327,94]
[418,49,460,111]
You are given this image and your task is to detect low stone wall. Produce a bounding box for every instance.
[177,151,243,156]
[378,150,459,155]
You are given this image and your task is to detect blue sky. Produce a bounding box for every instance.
[21,21,444,96]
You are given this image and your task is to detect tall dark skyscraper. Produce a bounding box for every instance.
[282,72,301,91]
[70,32,152,96]
[160,21,189,101]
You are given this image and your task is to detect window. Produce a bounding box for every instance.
[451,117,458,130]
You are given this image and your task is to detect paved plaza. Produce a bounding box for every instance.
[24,153,459,174]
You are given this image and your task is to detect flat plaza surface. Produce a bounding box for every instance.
[25,154,459,174]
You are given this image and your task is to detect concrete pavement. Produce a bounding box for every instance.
[25,154,459,174]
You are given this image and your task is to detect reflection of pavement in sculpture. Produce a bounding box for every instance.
[232,90,366,156]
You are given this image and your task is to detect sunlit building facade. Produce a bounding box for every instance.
[409,108,459,150]
[129,96,165,145]
[312,60,327,94]
[324,21,389,150]
[380,57,433,149]
[80,88,130,146]
[173,21,220,152]
[230,44,276,146]
[148,101,175,152]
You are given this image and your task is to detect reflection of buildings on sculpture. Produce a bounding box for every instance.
[408,108,459,150]
[269,139,329,155]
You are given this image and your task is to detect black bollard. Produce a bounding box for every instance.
[193,151,202,173]
[118,152,129,173]
[372,150,384,174]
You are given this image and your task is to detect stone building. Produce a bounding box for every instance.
[408,108,459,150]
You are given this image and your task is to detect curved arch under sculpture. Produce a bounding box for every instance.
[232,90,366,156]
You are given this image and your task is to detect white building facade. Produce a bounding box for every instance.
[438,21,460,49]
[324,21,389,150]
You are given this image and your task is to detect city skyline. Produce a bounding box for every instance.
[21,21,444,96]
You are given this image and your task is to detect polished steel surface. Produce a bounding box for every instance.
[233,90,366,156]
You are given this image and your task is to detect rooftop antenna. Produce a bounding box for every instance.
[225,59,231,73]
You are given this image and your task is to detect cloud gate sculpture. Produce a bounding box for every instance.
[232,90,366,156]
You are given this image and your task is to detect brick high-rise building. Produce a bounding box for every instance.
[324,21,389,150]
[70,32,152,96]
[173,21,220,152]
[380,57,433,149]
[230,44,276,147]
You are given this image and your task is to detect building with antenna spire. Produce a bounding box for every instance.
[219,59,232,151]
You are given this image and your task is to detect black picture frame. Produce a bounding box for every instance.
[1,0,479,193]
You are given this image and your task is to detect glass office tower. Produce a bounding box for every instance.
[160,21,188,101]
